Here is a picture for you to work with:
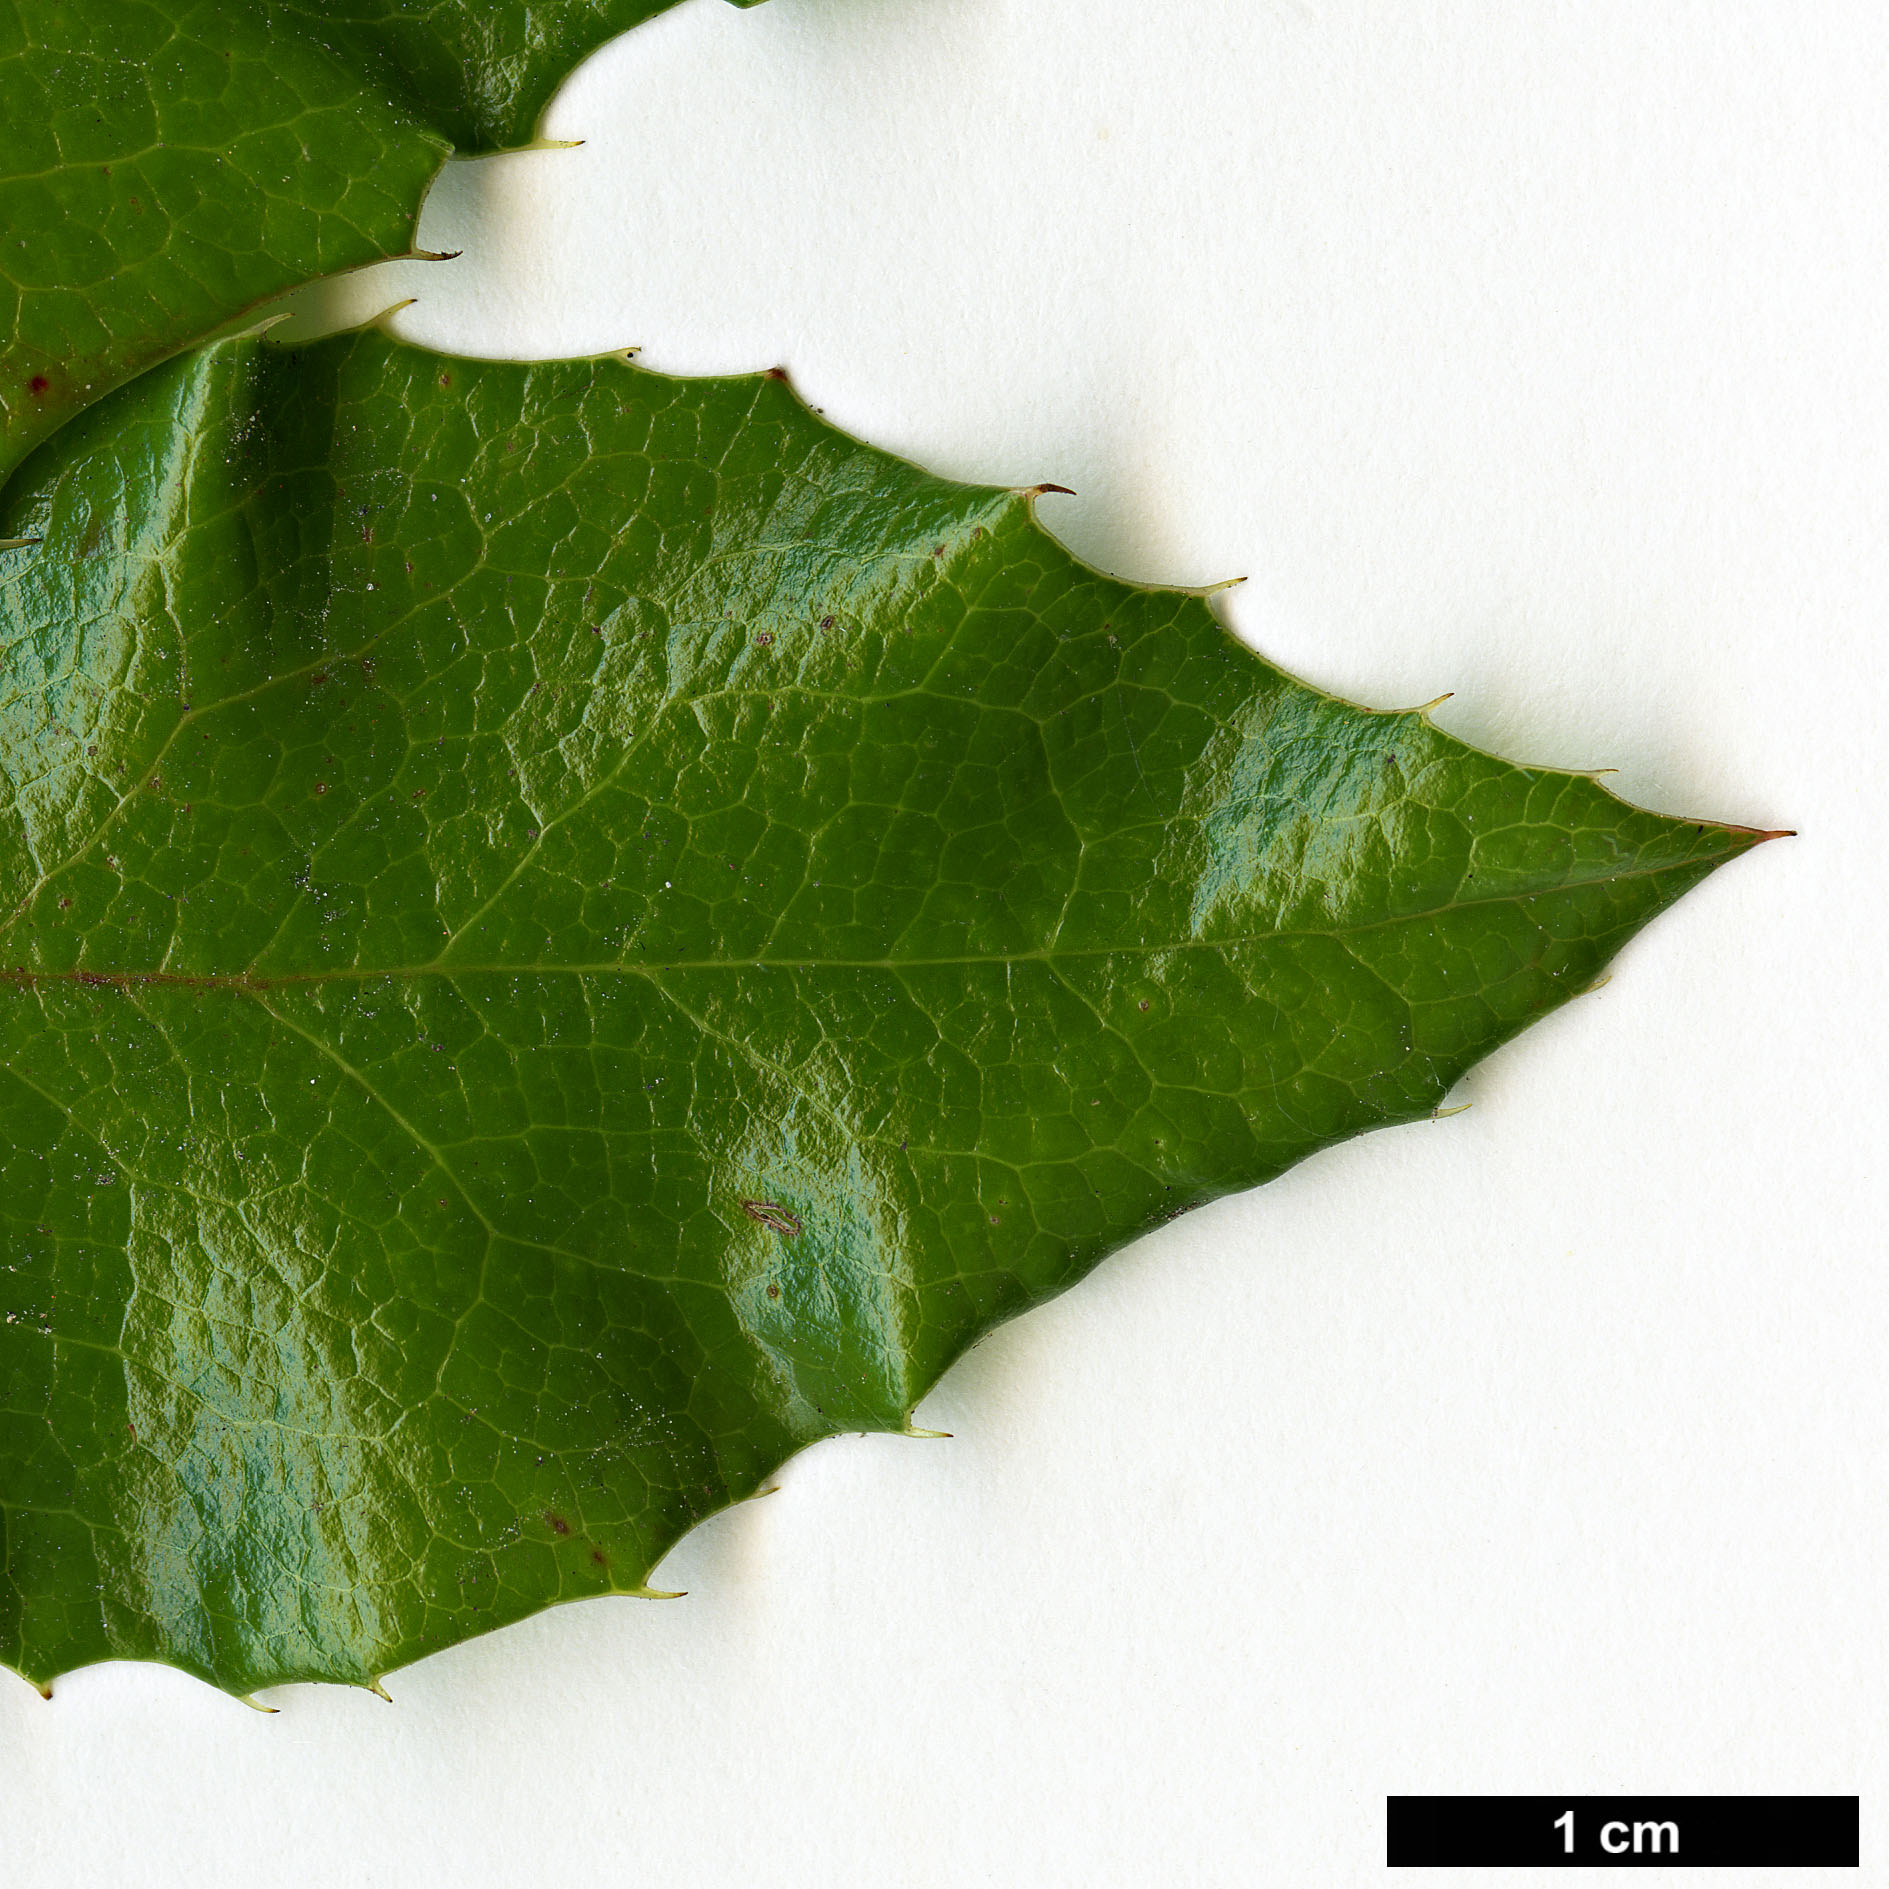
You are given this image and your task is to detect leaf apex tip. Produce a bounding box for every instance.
[1722,822,1796,853]
[367,1678,393,1703]
[1022,482,1076,500]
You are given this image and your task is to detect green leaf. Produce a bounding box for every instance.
[0,0,764,486]
[0,327,1765,1696]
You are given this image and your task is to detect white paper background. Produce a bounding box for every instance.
[6,2,1883,1882]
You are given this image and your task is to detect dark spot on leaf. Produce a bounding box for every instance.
[754,631,773,646]
[544,1512,571,1536]
[590,1548,608,1567]
[741,1199,802,1238]
[765,1283,780,1299]
[1139,999,1150,1011]
[28,375,49,397]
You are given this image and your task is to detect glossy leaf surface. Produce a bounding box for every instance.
[0,329,1762,1694]
[0,0,763,485]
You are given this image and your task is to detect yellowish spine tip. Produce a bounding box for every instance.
[1021,482,1075,500]
[628,1585,687,1600]
[367,1679,393,1703]
[235,1693,281,1714]
[1431,1101,1473,1121]
[902,1424,953,1439]
[367,296,421,332]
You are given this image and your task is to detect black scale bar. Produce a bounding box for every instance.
[1387,1796,1858,1867]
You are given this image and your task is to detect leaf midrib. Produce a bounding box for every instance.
[0,845,1741,992]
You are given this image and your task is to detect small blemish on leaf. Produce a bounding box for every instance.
[544,1512,571,1536]
[742,1199,802,1238]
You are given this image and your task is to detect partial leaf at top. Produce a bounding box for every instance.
[0,327,1767,1696]
[0,0,765,486]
